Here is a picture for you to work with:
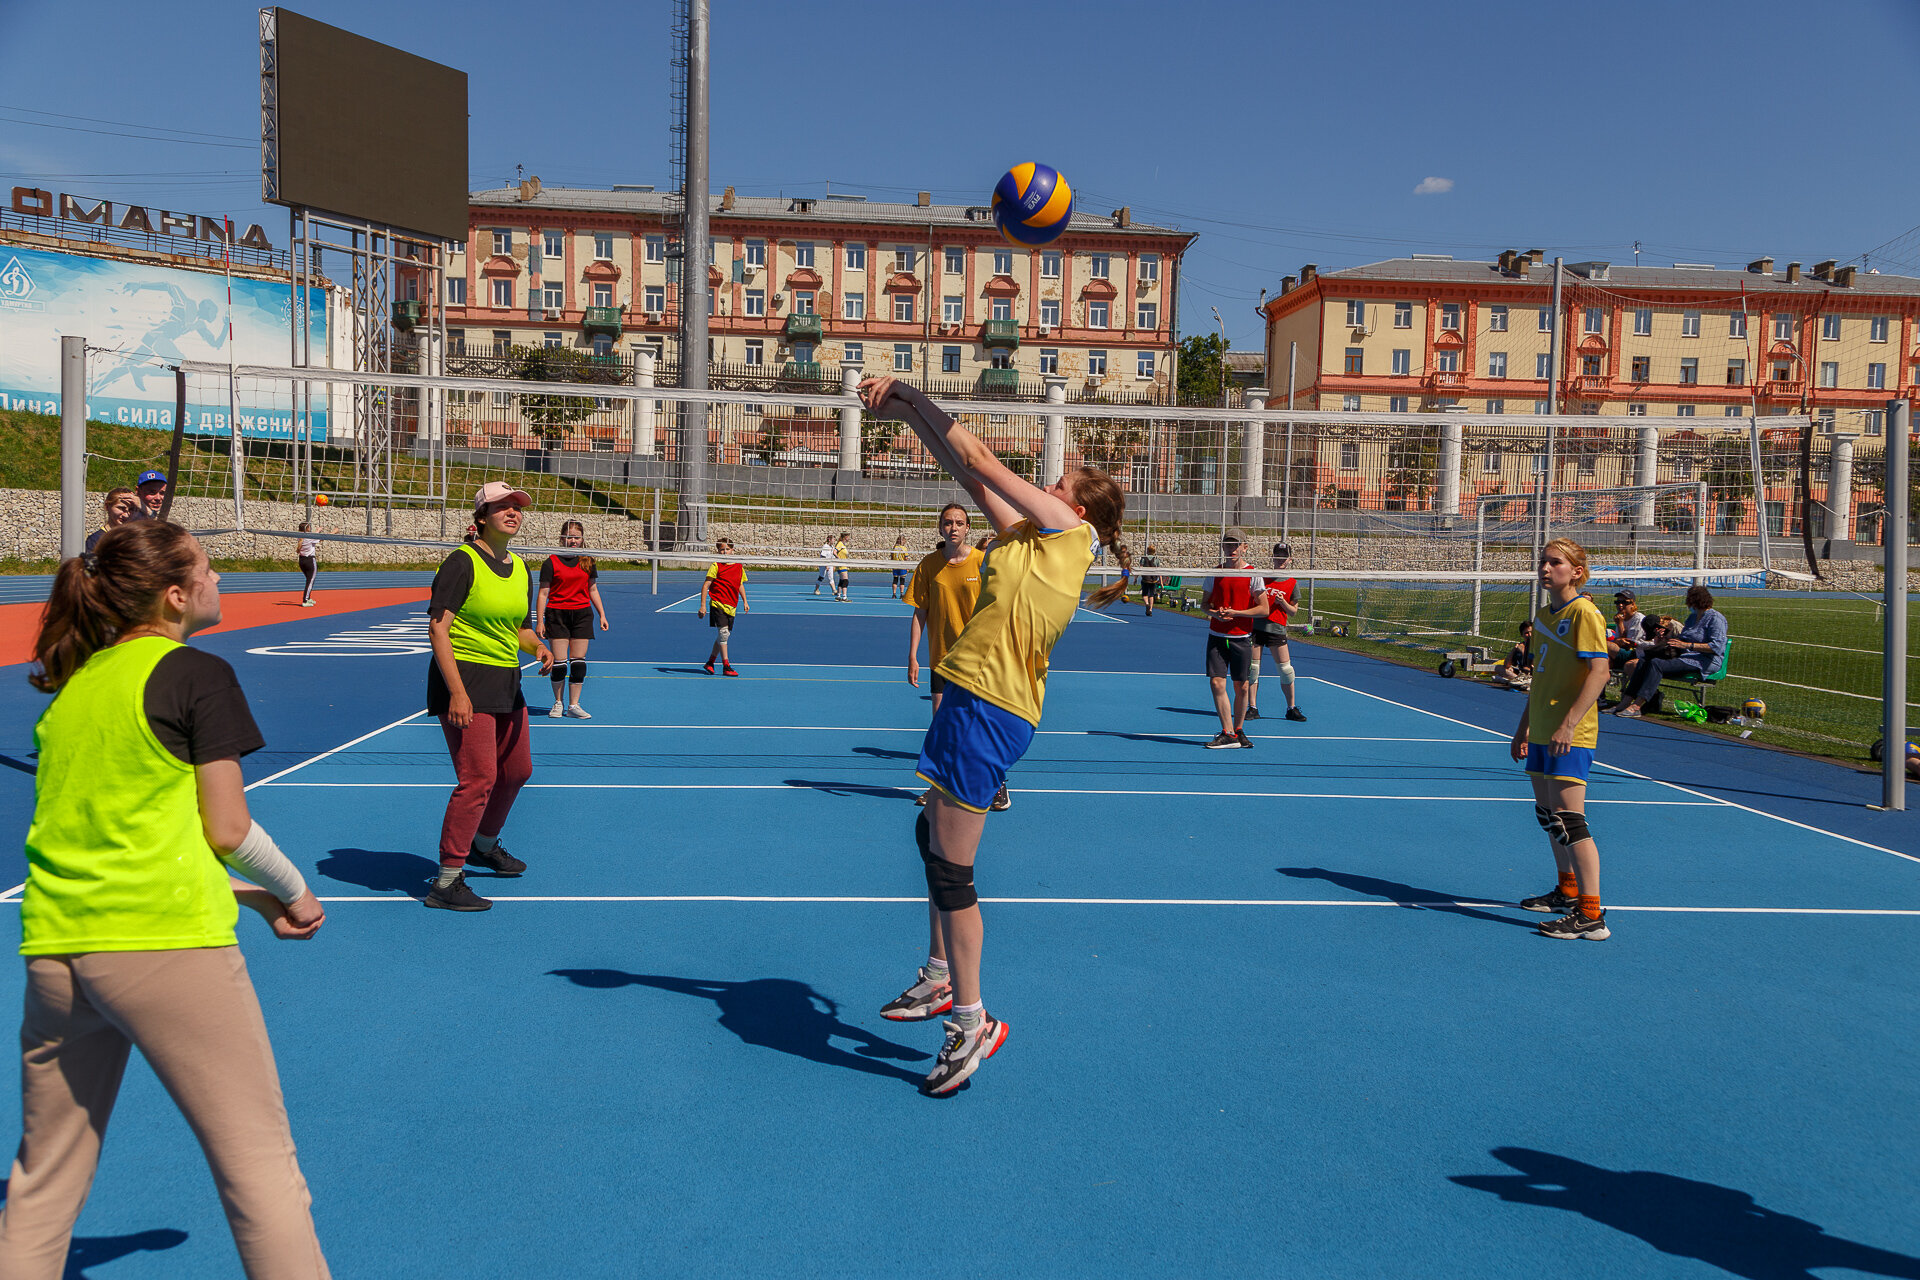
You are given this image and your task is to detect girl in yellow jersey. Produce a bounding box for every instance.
[859,376,1129,1095]
[0,521,330,1278]
[1509,538,1615,941]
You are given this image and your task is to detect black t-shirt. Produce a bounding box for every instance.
[426,546,534,717]
[144,647,265,764]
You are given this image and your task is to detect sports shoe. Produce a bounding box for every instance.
[565,704,592,719]
[915,790,929,807]
[467,840,526,877]
[880,968,953,1021]
[1235,729,1254,748]
[1537,908,1610,941]
[1206,732,1239,749]
[723,664,740,677]
[703,660,715,675]
[548,700,566,718]
[923,1016,1008,1096]
[990,783,1011,811]
[423,871,492,911]
[1245,706,1261,720]
[1615,704,1642,718]
[1285,707,1308,723]
[1520,887,1578,914]
[300,598,316,607]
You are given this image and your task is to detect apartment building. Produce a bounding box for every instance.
[442,183,1193,395]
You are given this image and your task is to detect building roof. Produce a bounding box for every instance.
[468,186,1190,240]
[1225,350,1266,372]
[1292,256,1920,299]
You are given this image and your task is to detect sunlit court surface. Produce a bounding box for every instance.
[0,571,1915,1279]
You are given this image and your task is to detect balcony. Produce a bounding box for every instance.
[1763,378,1804,398]
[981,367,1021,394]
[982,319,1020,349]
[1424,370,1463,391]
[784,312,824,341]
[582,306,624,338]
[780,361,824,382]
[391,300,424,331]
[1572,374,1611,395]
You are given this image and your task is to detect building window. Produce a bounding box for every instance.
[1486,399,1504,414]
[743,339,763,366]
[1339,442,1359,471]
[943,295,964,324]
[1772,312,1794,340]
[592,283,613,308]
[1437,349,1459,372]
[1136,351,1155,379]
[1535,353,1551,378]
[591,232,612,261]
[1440,303,1461,331]
[541,282,563,312]
[1346,300,1367,327]
[895,294,916,323]
[1039,348,1059,375]
[1391,349,1411,376]
[543,331,563,348]
[1089,301,1109,329]
[492,229,511,255]
[1680,357,1698,384]
[447,329,465,355]
[990,297,1012,321]
[1866,409,1886,436]
[746,239,767,267]
[1389,396,1409,412]
[1488,304,1508,332]
[937,247,960,275]
[1040,298,1060,327]
[1728,312,1747,338]
[644,235,665,263]
[1634,308,1653,336]
[1137,302,1157,329]
[989,352,1012,372]
[1040,251,1061,278]
[1868,362,1887,389]
[1538,307,1552,332]
[1725,405,1745,417]
[643,285,665,312]
[1394,301,1413,328]
[844,293,866,321]
[447,277,466,305]
[1488,351,1507,379]
[893,248,916,273]
[1681,311,1701,337]
[1138,254,1159,282]
[1821,314,1841,341]
[1581,355,1602,377]
[793,290,815,315]
[540,230,562,261]
[843,341,863,366]
[1771,361,1792,383]
[1342,394,1362,411]
[745,290,765,317]
[893,344,913,372]
[1631,356,1650,382]
[1533,400,1549,414]
[1819,361,1839,388]
[1087,350,1107,376]
[845,243,866,271]
[992,248,1014,275]
[1089,253,1110,279]
[1583,306,1603,334]
[1628,403,1647,416]
[794,241,814,268]
[490,279,513,308]
[1871,316,1890,343]
[1676,403,1696,417]
[941,345,961,373]
[1344,347,1364,375]
[1483,449,1502,473]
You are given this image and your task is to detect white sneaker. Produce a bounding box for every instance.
[565,704,592,719]
[300,598,316,607]
[922,1016,1008,1095]
[548,700,566,718]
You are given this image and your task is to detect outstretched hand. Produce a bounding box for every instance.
[857,376,907,414]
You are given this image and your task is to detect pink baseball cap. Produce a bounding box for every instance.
[473,481,532,511]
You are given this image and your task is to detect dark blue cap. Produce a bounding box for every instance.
[137,470,167,487]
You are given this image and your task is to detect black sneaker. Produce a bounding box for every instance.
[1235,729,1254,748]
[1245,706,1261,720]
[424,871,492,911]
[467,840,525,877]
[1206,732,1239,749]
[1537,908,1610,941]
[1285,707,1308,723]
[1520,887,1578,914]
[990,783,1012,811]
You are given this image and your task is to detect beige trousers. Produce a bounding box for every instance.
[0,947,329,1280]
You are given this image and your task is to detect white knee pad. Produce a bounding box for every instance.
[1278,662,1296,686]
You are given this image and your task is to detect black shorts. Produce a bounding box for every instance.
[1141,581,1161,598]
[1248,623,1287,648]
[1206,634,1253,681]
[930,672,949,696]
[544,606,594,640]
[709,606,738,629]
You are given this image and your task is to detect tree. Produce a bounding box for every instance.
[1178,333,1230,404]
[1384,428,1442,509]
[1075,411,1148,477]
[508,345,606,442]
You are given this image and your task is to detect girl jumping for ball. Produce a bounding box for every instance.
[860,376,1129,1095]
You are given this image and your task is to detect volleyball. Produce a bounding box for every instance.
[315,494,330,507]
[992,163,1074,246]
[1742,698,1766,719]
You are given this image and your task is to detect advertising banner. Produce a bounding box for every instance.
[0,244,329,440]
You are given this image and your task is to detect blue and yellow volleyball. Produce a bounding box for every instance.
[992,163,1075,246]
[1742,698,1766,719]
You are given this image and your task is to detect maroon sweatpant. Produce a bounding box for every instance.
[438,708,532,866]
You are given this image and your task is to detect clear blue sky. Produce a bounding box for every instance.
[5,0,1918,351]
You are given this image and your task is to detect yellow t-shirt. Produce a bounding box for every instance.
[910,546,985,668]
[935,521,1095,726]
[834,541,848,561]
[1529,594,1609,748]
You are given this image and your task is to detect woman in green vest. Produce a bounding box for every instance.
[0,520,330,1279]
[424,481,554,911]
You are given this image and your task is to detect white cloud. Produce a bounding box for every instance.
[1413,176,1455,196]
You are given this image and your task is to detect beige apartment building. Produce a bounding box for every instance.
[441,183,1193,396]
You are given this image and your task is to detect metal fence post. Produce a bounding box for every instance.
[1694,479,1709,581]
[1882,399,1908,811]
[60,336,86,559]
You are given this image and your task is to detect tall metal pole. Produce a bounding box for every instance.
[1282,341,1296,541]
[1535,255,1563,598]
[1746,413,1772,572]
[60,336,86,559]
[675,0,711,550]
[1882,398,1908,811]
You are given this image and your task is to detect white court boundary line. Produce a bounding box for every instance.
[399,721,1503,744]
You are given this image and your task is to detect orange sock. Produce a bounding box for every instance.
[1558,871,1579,898]
[1579,893,1602,920]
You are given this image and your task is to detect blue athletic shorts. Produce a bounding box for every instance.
[916,682,1035,813]
[1524,743,1594,784]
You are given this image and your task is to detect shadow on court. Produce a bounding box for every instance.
[852,745,919,762]
[0,1181,190,1280]
[1451,1148,1920,1280]
[547,970,930,1083]
[1085,728,1206,747]
[1278,867,1535,929]
[782,779,915,801]
[1156,706,1217,717]
[316,848,436,895]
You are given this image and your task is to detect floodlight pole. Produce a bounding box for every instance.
[60,336,86,559]
[1535,255,1563,603]
[674,0,711,550]
[1882,398,1908,812]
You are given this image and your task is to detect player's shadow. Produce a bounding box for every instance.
[316,847,437,895]
[654,665,718,676]
[1155,706,1219,717]
[0,1183,189,1280]
[852,745,919,761]
[783,779,917,801]
[1451,1147,1920,1280]
[1278,867,1535,929]
[547,970,930,1084]
[1085,728,1207,746]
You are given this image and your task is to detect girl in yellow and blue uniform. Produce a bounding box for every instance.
[859,375,1130,1095]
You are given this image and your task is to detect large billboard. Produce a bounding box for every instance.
[262,9,469,243]
[0,244,330,440]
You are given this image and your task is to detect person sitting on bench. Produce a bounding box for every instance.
[1614,585,1727,719]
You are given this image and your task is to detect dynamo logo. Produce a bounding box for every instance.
[0,257,34,301]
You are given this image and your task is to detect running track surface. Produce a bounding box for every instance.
[0,572,1913,1279]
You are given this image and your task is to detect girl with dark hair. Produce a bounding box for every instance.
[424,482,555,911]
[859,376,1128,1095]
[535,519,610,718]
[0,521,331,1278]
[297,522,319,607]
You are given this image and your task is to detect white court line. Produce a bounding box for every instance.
[1302,673,1920,866]
[400,722,1500,744]
[244,710,431,790]
[0,882,23,903]
[652,592,701,613]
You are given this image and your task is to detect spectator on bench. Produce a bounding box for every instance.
[1614,584,1727,719]
[1491,619,1535,689]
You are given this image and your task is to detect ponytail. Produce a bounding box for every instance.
[32,521,201,693]
[1067,465,1131,610]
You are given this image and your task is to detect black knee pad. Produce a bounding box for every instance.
[1535,803,1567,845]
[569,659,587,684]
[1556,810,1592,847]
[916,813,977,911]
